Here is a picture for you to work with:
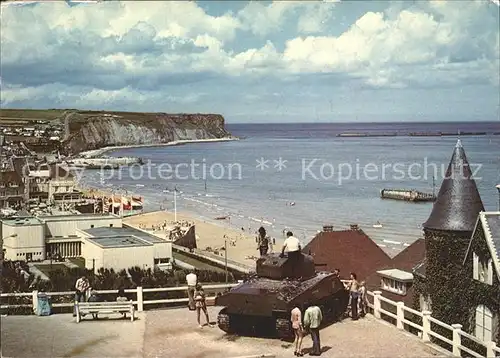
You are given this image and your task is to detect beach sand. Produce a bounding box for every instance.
[124,210,285,268]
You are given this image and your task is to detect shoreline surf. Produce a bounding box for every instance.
[79,137,240,157]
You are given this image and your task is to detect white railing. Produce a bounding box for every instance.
[0,283,238,312]
[1,285,498,358]
[367,290,498,358]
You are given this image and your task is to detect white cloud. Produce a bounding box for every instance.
[281,2,498,87]
[0,0,498,112]
[296,1,339,34]
[237,1,300,36]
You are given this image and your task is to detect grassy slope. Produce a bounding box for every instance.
[1,109,66,122]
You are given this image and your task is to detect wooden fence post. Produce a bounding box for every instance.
[486,341,497,358]
[451,323,462,357]
[137,286,144,312]
[396,302,405,330]
[421,310,431,342]
[32,290,39,313]
[373,291,382,319]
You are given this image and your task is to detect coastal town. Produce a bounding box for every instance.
[2,0,500,355]
[1,116,499,358]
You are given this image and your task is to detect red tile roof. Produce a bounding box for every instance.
[365,238,426,306]
[303,228,392,280]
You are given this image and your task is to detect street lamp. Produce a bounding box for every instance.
[173,187,179,222]
[496,184,500,211]
[224,239,228,283]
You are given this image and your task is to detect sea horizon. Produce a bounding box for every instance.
[80,121,500,257]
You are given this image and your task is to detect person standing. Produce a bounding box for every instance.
[358,280,368,317]
[291,306,304,356]
[348,272,360,320]
[194,284,214,328]
[304,305,323,356]
[73,275,89,317]
[281,231,301,277]
[256,227,270,256]
[186,270,197,310]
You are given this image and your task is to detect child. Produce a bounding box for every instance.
[87,289,100,319]
[358,281,368,317]
[194,284,214,328]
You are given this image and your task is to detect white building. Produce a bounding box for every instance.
[81,235,154,272]
[1,213,173,272]
[1,216,45,261]
[41,213,122,237]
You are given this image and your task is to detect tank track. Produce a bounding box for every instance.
[275,317,292,339]
[217,307,231,333]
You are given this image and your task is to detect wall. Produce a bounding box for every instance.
[463,225,500,343]
[48,179,75,197]
[81,240,104,271]
[42,215,122,237]
[422,229,472,327]
[102,245,154,271]
[2,222,45,261]
[153,241,172,261]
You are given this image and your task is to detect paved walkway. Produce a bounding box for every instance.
[143,308,448,358]
[1,313,145,357]
[1,308,448,358]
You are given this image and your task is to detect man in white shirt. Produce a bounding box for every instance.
[73,276,89,317]
[281,231,301,277]
[186,270,197,310]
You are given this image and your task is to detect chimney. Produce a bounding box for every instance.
[323,225,333,232]
[350,224,359,231]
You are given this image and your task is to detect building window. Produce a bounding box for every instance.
[109,224,113,227]
[381,277,407,295]
[473,252,493,285]
[475,305,493,342]
[90,225,94,228]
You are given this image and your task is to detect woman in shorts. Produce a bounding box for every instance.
[194,284,214,328]
[290,306,304,356]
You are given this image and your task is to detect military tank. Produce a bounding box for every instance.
[215,252,349,338]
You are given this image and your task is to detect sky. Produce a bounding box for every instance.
[0,0,499,123]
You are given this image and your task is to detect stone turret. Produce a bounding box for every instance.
[422,140,485,329]
[424,139,484,233]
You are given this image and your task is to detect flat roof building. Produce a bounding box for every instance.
[1,213,172,272]
[80,224,172,267]
[81,235,155,272]
[2,216,45,261]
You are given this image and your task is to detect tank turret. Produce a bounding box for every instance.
[256,252,315,280]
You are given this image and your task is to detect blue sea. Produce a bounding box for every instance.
[80,122,500,256]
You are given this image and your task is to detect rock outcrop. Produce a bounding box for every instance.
[61,111,230,154]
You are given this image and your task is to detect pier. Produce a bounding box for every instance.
[337,131,497,138]
[380,188,436,202]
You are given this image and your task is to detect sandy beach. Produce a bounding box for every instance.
[124,210,285,268]
[76,178,285,267]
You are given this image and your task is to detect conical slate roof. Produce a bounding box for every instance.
[424,140,484,232]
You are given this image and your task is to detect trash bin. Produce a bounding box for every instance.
[36,293,52,316]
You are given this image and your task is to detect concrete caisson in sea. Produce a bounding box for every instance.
[215,252,348,338]
[380,188,436,202]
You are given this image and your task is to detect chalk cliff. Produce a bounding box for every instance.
[62,111,231,154]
